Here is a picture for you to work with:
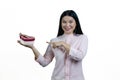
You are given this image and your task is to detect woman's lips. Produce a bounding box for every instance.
[64,27,71,31]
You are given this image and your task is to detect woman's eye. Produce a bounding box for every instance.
[62,21,66,23]
[69,20,73,23]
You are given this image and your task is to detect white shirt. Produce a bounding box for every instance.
[36,34,88,80]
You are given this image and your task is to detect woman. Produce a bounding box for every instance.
[18,10,88,80]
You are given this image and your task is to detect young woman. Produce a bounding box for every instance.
[18,10,88,80]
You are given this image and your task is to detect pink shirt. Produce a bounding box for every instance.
[36,34,88,80]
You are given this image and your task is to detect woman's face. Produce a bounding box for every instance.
[61,16,76,34]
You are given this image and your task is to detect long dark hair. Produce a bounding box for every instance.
[57,10,83,37]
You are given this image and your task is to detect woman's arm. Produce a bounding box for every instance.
[47,41,70,53]
[17,40,40,59]
[31,46,40,59]
[17,38,54,67]
[68,35,88,61]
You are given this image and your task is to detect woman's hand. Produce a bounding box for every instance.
[47,41,70,53]
[46,41,63,48]
[17,40,34,48]
[17,33,34,49]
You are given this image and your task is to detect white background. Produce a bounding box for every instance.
[0,0,120,80]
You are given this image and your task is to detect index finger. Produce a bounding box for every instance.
[46,41,52,44]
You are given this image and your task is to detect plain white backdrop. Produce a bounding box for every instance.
[0,0,120,80]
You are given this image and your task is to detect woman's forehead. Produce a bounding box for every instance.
[62,16,75,20]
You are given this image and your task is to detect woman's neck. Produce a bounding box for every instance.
[63,33,74,37]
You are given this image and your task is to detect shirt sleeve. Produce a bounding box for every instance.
[69,35,88,61]
[36,41,54,67]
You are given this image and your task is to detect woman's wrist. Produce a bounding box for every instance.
[31,46,40,59]
[62,42,70,53]
[31,45,35,50]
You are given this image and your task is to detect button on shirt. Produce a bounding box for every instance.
[36,34,88,80]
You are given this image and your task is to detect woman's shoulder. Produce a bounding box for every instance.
[50,36,62,42]
[75,34,87,37]
[75,34,88,40]
[50,34,88,42]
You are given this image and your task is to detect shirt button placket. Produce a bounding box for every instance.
[65,57,70,80]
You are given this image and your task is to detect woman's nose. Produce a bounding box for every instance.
[66,23,70,27]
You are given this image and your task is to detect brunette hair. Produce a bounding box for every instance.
[57,10,83,37]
